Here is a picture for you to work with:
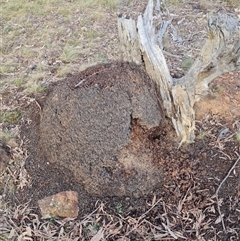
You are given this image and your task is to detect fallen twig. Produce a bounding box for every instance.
[74,79,86,88]
[215,153,240,233]
[162,50,182,59]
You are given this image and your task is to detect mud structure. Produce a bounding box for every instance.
[30,62,167,197]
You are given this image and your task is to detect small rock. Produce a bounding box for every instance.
[38,191,79,219]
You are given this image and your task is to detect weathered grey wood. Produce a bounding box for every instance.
[118,0,240,144]
[117,15,141,64]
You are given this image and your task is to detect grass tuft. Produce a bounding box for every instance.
[0,130,15,142]
[24,81,46,94]
[1,111,21,124]
[60,45,82,63]
[56,65,72,78]
[116,203,123,214]
[181,57,194,71]
[234,131,240,142]
[13,78,25,87]
[197,130,208,140]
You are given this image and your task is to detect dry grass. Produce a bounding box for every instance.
[1,0,120,92]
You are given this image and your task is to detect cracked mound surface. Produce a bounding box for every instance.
[38,62,164,197]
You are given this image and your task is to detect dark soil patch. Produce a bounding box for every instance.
[16,63,240,240]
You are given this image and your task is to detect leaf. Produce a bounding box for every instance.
[90,228,104,241]
[25,226,32,236]
[152,194,156,206]
[215,214,224,224]
[8,228,16,239]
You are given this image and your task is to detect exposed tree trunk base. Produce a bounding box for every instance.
[118,0,240,145]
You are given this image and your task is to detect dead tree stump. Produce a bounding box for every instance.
[118,0,240,145]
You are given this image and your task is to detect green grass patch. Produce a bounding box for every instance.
[1,110,22,124]
[94,52,108,63]
[226,0,240,7]
[2,0,120,20]
[19,46,41,59]
[1,0,63,19]
[24,80,46,94]
[0,61,19,75]
[197,130,208,141]
[23,71,47,93]
[13,78,25,87]
[181,57,194,71]
[86,30,103,40]
[56,65,72,78]
[1,0,118,96]
[0,130,15,142]
[86,223,100,233]
[168,0,181,6]
[60,45,82,63]
[116,204,123,214]
[212,84,223,94]
[234,131,240,143]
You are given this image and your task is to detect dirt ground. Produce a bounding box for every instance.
[16,65,240,241]
[1,0,240,240]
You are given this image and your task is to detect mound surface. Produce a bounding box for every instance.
[38,62,164,197]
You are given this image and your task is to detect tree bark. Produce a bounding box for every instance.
[118,0,240,145]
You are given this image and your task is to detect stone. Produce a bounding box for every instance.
[38,62,164,197]
[38,191,79,219]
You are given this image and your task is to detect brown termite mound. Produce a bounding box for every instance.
[33,62,168,198]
